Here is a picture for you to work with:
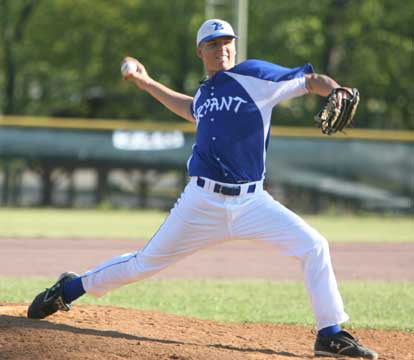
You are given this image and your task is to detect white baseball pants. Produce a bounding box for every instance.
[81,177,349,330]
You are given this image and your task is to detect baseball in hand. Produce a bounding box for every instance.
[121,61,136,76]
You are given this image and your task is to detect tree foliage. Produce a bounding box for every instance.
[0,0,413,128]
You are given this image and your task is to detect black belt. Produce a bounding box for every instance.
[196,177,256,196]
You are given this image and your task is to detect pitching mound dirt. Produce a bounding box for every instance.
[0,304,412,360]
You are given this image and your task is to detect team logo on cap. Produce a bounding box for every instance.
[212,22,224,31]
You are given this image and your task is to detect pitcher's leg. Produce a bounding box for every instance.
[233,191,349,329]
[81,211,215,296]
[82,182,228,297]
[299,232,349,329]
[27,180,229,319]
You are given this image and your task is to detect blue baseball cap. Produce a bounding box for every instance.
[196,19,238,47]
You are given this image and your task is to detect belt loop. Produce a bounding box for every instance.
[197,177,205,188]
[247,184,256,193]
[213,183,221,193]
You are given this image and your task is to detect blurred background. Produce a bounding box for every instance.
[0,0,413,213]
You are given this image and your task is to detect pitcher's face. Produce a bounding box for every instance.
[197,36,236,77]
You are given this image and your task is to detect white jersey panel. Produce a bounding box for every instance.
[224,71,307,179]
[191,88,202,126]
[225,72,308,109]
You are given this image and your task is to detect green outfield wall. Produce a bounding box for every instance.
[0,116,413,211]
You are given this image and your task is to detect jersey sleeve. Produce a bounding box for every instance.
[228,59,315,106]
[190,101,195,119]
[190,88,202,125]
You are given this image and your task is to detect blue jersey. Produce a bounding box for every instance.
[188,59,314,184]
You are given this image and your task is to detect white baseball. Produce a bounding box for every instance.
[121,61,136,76]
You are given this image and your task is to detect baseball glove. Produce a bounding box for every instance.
[315,87,360,135]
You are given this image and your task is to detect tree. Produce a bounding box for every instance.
[0,0,412,129]
[0,0,40,114]
[248,0,414,129]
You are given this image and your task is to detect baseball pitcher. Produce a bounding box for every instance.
[28,19,376,359]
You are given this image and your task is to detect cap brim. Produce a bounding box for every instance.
[198,33,239,46]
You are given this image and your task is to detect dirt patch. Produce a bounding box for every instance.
[1,304,412,360]
[1,240,413,359]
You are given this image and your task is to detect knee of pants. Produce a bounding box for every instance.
[304,233,331,264]
[136,248,182,273]
[311,231,329,249]
[296,228,330,259]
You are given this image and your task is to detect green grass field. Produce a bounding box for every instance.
[0,209,413,332]
[0,278,413,331]
[0,208,412,242]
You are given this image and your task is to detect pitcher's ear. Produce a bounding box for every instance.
[196,47,203,59]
